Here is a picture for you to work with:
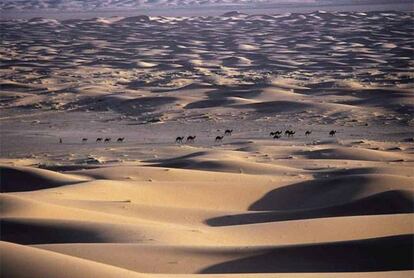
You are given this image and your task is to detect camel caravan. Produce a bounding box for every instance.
[175,128,337,144]
[77,137,125,143]
[62,129,338,144]
[175,135,196,143]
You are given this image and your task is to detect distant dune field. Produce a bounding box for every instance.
[1,10,413,278]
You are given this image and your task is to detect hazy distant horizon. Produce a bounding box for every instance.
[1,1,413,20]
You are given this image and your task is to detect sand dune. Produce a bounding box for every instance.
[0,165,89,192]
[3,239,414,278]
[0,241,146,278]
[208,192,414,225]
[295,146,413,161]
[146,150,303,174]
[26,234,413,274]
[1,11,413,127]
[1,145,413,275]
[249,174,414,210]
[201,235,414,273]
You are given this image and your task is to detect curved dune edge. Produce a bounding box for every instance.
[1,144,413,276]
[2,242,413,278]
[207,190,414,226]
[5,234,411,275]
[0,165,91,193]
[200,234,414,273]
[295,147,413,162]
[1,213,413,247]
[0,241,147,278]
[27,234,413,274]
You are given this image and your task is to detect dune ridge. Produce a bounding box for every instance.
[1,137,413,276]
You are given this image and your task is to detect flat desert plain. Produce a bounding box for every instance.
[1,10,414,277]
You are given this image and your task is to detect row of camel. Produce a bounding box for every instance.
[176,129,337,143]
[60,137,126,143]
[176,129,233,144]
[270,130,336,139]
[64,129,337,144]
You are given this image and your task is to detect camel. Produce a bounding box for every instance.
[96,138,103,143]
[285,130,295,137]
[186,136,196,143]
[270,131,282,136]
[305,130,312,136]
[329,130,337,136]
[104,138,111,143]
[117,137,125,143]
[215,135,224,142]
[224,129,233,136]
[82,138,88,143]
[175,136,184,143]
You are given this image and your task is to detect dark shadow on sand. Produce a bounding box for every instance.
[201,235,414,273]
[0,166,86,193]
[0,219,107,244]
[206,190,414,226]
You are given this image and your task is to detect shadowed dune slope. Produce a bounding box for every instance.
[146,151,301,175]
[0,165,89,192]
[249,174,414,211]
[0,241,146,278]
[296,147,413,162]
[1,218,113,244]
[207,190,414,226]
[31,235,414,274]
[201,235,414,273]
[1,151,413,276]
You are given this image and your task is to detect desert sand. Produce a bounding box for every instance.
[1,10,414,277]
